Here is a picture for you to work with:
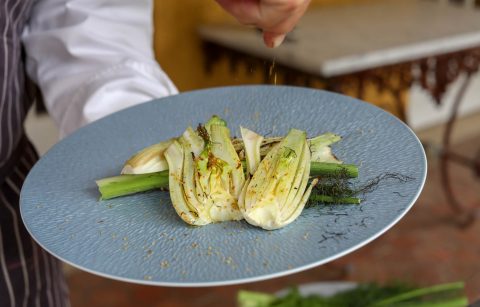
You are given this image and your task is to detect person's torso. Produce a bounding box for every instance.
[0,0,37,178]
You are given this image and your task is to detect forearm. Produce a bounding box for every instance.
[22,0,178,138]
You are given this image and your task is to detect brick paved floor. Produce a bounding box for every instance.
[67,134,480,306]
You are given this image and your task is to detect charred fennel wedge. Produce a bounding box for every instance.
[163,123,244,226]
[121,139,173,174]
[238,128,318,230]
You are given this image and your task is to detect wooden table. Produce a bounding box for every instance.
[199,0,480,225]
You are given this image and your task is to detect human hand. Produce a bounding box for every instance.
[215,0,310,48]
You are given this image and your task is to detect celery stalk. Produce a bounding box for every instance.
[310,162,358,178]
[96,171,168,200]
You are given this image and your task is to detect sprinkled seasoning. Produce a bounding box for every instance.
[146,249,153,257]
[269,57,277,85]
[222,256,237,270]
[224,256,233,265]
[207,246,213,256]
[160,261,170,269]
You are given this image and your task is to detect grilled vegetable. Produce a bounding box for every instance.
[95,115,362,230]
[164,123,244,225]
[238,128,318,230]
[121,139,174,174]
[240,126,264,176]
[309,132,342,163]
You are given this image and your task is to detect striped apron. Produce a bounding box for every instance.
[1,0,69,306]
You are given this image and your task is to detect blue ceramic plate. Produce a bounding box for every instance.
[20,85,426,287]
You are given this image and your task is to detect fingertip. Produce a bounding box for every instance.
[263,33,286,48]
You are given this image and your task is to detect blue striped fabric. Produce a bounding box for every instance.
[1,0,69,306]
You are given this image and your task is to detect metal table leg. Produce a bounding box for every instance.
[440,73,477,227]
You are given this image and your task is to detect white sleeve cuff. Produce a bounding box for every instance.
[55,60,177,138]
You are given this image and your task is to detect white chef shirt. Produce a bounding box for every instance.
[22,0,178,138]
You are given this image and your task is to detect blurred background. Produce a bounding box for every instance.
[25,0,480,305]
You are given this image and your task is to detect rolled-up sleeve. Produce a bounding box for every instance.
[22,0,178,137]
